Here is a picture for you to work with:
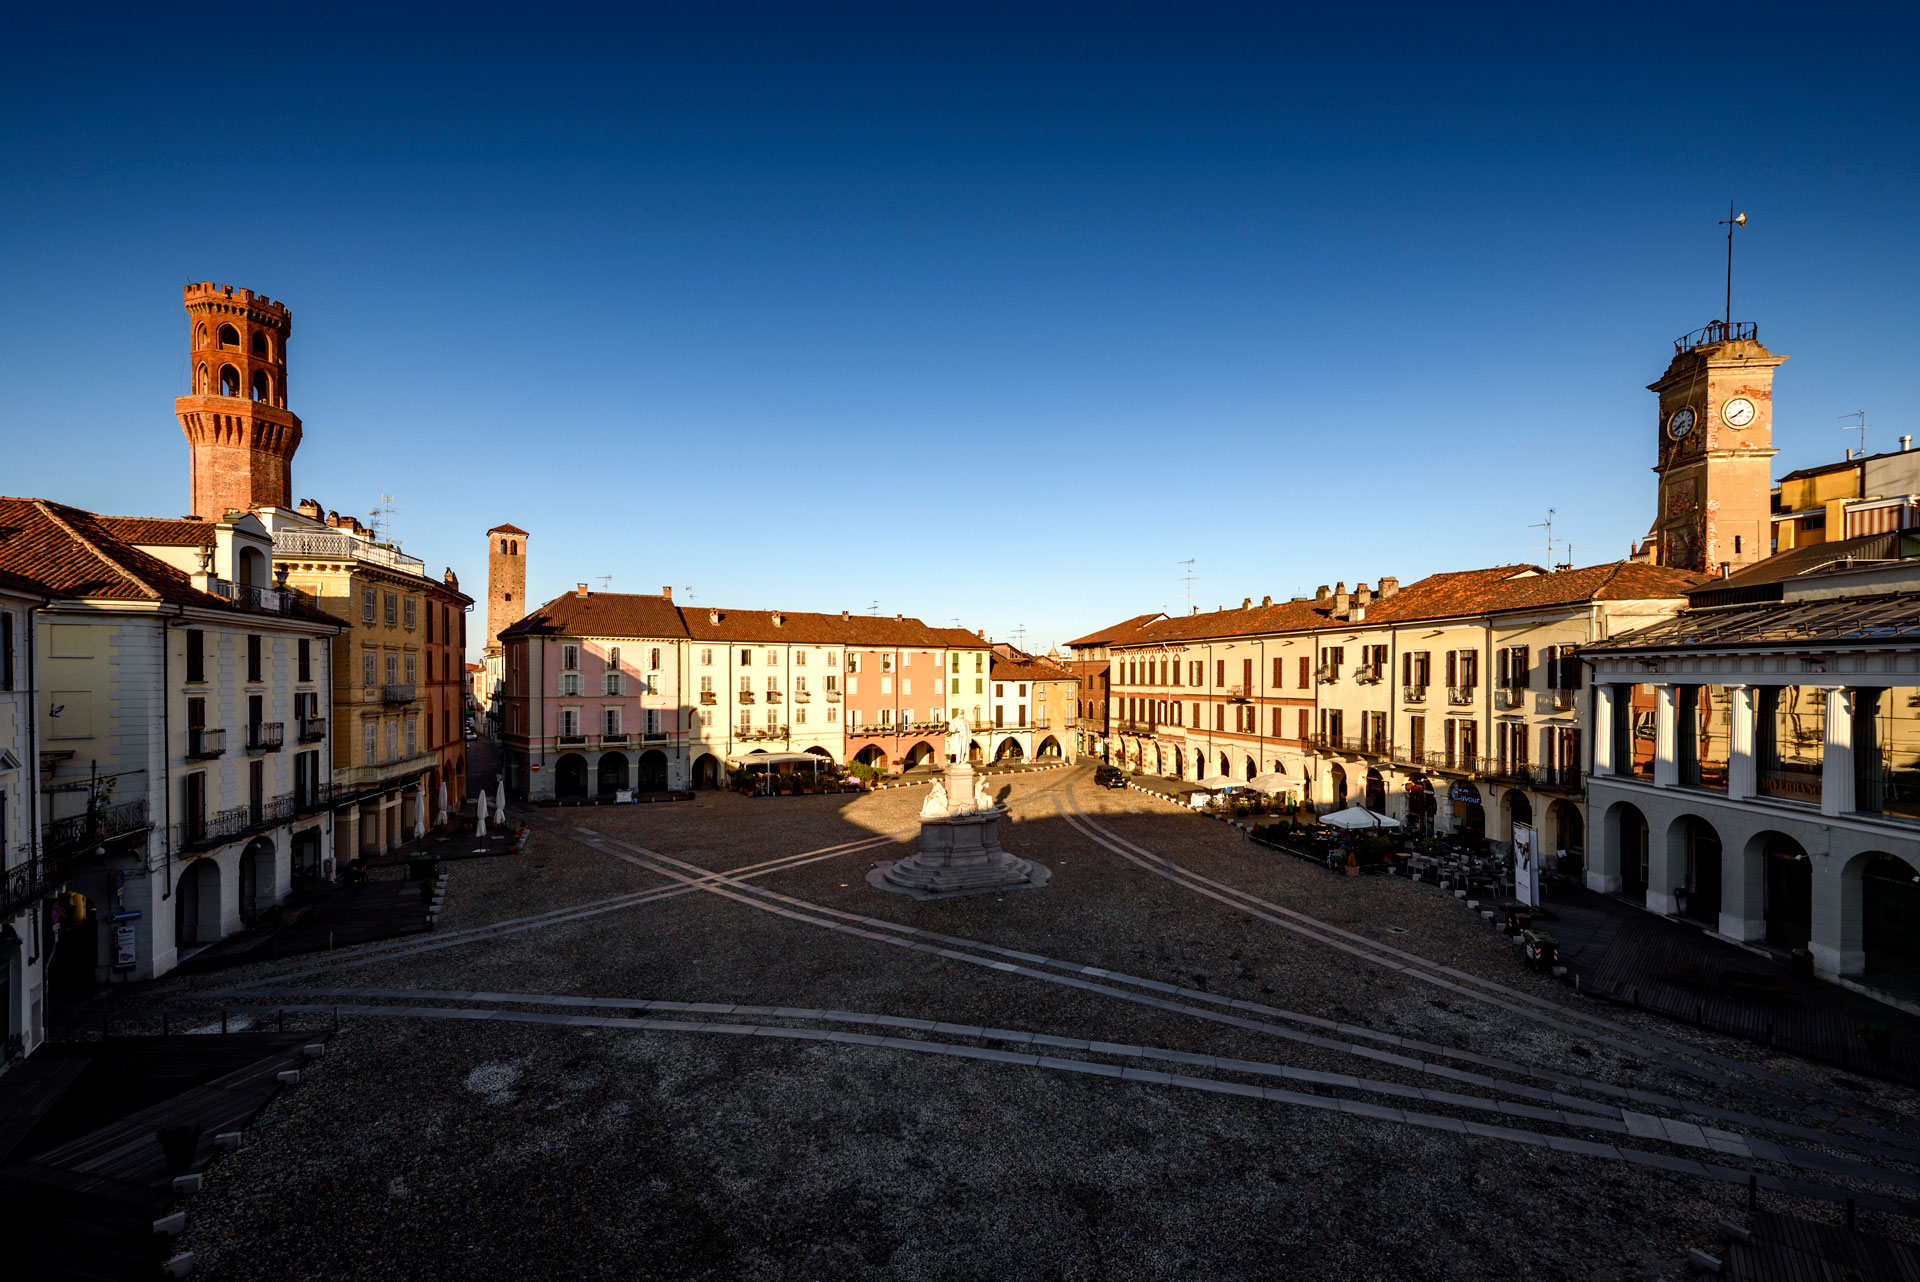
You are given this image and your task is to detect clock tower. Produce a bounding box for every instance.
[1645,320,1785,574]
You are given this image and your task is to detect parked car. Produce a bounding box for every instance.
[1095,766,1128,789]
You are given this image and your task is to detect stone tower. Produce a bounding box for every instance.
[175,283,302,520]
[1646,321,1786,574]
[486,523,529,652]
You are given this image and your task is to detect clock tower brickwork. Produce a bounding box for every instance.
[486,523,529,654]
[1646,323,1785,574]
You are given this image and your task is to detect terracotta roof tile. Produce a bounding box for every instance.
[501,592,688,640]
[1065,613,1165,647]
[487,522,530,536]
[96,516,218,547]
[500,593,990,649]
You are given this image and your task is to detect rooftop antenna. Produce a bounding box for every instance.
[868,599,880,614]
[595,575,613,592]
[1529,508,1557,569]
[1011,623,1027,652]
[681,586,694,602]
[369,494,397,545]
[1839,411,1867,458]
[1178,559,1195,614]
[1558,542,1575,573]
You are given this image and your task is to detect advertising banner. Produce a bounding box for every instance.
[1512,821,1538,908]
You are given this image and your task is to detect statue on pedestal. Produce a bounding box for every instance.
[871,707,1046,898]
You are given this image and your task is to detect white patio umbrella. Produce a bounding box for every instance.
[1318,805,1399,830]
[1247,773,1290,794]
[1198,774,1238,791]
[437,779,450,826]
[495,778,506,816]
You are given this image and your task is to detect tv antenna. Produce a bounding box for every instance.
[868,599,880,614]
[369,494,397,544]
[1529,508,1558,568]
[681,586,694,602]
[1011,623,1027,652]
[1718,203,1748,326]
[595,575,613,591]
[1839,411,1867,457]
[1178,559,1196,614]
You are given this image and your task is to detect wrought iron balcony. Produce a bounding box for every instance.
[207,579,308,616]
[1356,664,1385,685]
[1423,750,1480,776]
[699,692,718,705]
[1496,686,1527,710]
[792,692,811,704]
[1225,684,1252,702]
[1446,685,1477,706]
[178,796,298,850]
[737,691,756,705]
[642,731,668,744]
[602,731,629,743]
[1532,766,1585,794]
[558,733,587,745]
[1479,758,1533,786]
[824,689,841,702]
[1549,687,1579,712]
[247,721,285,752]
[1403,684,1427,703]
[41,798,151,859]
[294,779,333,813]
[187,727,227,759]
[381,684,416,704]
[2,851,72,916]
[298,716,327,742]
[1317,664,1340,683]
[765,691,783,704]
[1675,319,1756,354]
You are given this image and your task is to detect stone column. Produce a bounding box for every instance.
[1593,684,1617,775]
[1811,851,1863,978]
[1821,688,1854,817]
[1719,831,1766,942]
[1653,684,1679,788]
[1646,819,1679,917]
[1727,685,1756,801]
[1586,796,1622,894]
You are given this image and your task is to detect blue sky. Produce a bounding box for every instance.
[4,3,1917,655]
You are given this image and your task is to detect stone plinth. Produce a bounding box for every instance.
[871,774,1049,899]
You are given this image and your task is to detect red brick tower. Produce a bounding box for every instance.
[486,523,529,652]
[174,283,302,519]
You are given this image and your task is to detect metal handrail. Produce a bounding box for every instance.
[247,722,285,751]
[298,716,328,742]
[1446,685,1477,705]
[41,798,151,858]
[381,684,416,704]
[188,726,227,759]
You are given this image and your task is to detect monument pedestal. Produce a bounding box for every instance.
[870,762,1049,898]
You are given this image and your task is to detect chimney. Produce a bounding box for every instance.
[325,510,341,528]
[1261,595,1272,606]
[896,614,903,622]
[1903,435,1913,453]
[772,613,784,626]
[1334,582,1349,614]
[575,583,589,598]
[841,610,849,620]
[1355,582,1372,608]
[297,498,323,519]
[709,608,720,624]
[1242,597,1252,609]
[1315,585,1331,603]
[662,586,672,599]
[1847,447,1855,460]
[1378,576,1399,599]
[1720,562,1731,579]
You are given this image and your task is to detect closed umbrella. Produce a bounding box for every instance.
[414,804,426,842]
[475,794,488,838]
[495,778,506,816]
[437,779,449,827]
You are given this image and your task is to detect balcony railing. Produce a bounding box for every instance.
[294,779,333,813]
[699,692,717,706]
[178,795,298,850]
[381,684,416,705]
[1675,319,1757,355]
[765,692,783,704]
[1356,665,1385,685]
[187,726,227,759]
[737,692,756,705]
[1446,685,1477,706]
[642,731,668,744]
[1532,766,1585,794]
[247,722,285,752]
[1496,687,1527,710]
[602,731,629,743]
[792,692,811,704]
[1307,731,1390,757]
[2,852,67,915]
[298,716,328,742]
[1549,687,1579,712]
[207,579,308,616]
[1317,664,1340,683]
[41,798,151,859]
[272,529,426,576]
[735,725,789,742]
[1479,758,1532,786]
[1403,684,1427,703]
[1424,750,1480,775]
[558,733,587,745]
[824,690,841,702]
[1225,684,1251,701]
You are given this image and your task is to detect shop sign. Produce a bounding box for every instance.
[113,923,138,969]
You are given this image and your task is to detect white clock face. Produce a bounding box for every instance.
[1722,397,1756,427]
[1667,407,1696,440]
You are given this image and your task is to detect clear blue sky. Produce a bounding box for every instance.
[4,4,1916,656]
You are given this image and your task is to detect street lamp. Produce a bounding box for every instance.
[1719,204,1748,327]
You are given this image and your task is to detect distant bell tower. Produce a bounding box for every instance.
[175,283,302,519]
[1646,320,1786,574]
[487,523,529,652]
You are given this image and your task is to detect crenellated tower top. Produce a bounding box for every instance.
[175,282,303,519]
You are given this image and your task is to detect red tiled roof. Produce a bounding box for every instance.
[0,497,342,625]
[487,522,530,536]
[1105,562,1706,648]
[1064,613,1165,647]
[499,592,990,649]
[501,591,688,639]
[991,653,1076,682]
[97,515,217,547]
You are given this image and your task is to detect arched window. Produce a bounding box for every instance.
[499,539,508,554]
[218,324,240,349]
[250,370,269,401]
[650,647,661,670]
[510,540,518,555]
[196,323,208,345]
[220,365,240,396]
[251,330,268,356]
[196,363,209,393]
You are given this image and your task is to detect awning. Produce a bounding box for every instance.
[1319,805,1399,830]
[1247,772,1290,794]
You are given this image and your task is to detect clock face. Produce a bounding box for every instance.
[1667,406,1696,440]
[1722,397,1756,427]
